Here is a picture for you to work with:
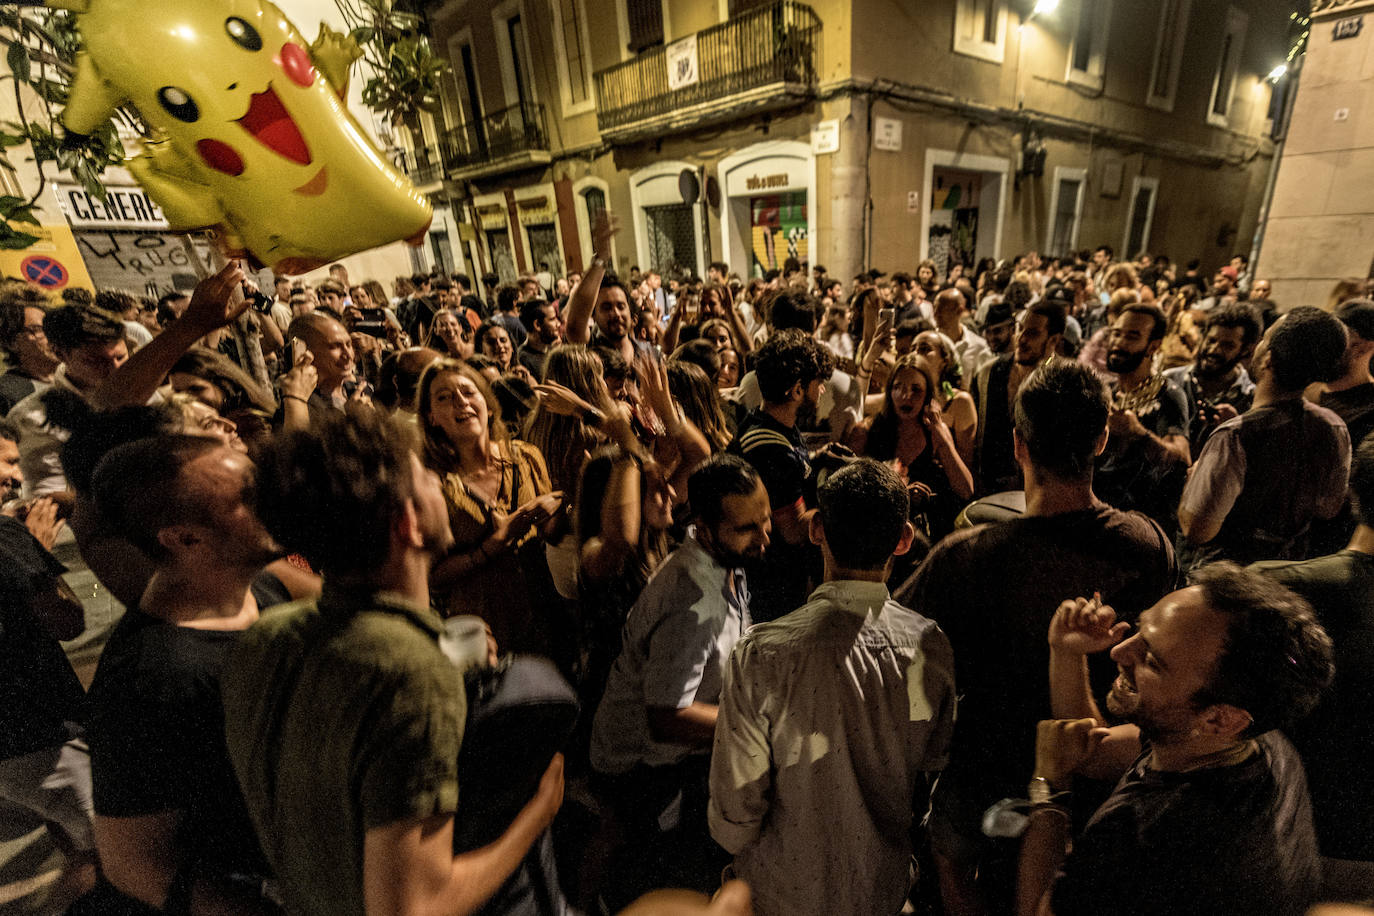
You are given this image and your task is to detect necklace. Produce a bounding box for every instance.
[1114,374,1165,414]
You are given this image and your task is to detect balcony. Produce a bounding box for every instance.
[391,145,446,191]
[594,1,821,142]
[443,101,552,181]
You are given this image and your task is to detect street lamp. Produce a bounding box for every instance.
[1033,0,1060,14]
[1267,63,1288,82]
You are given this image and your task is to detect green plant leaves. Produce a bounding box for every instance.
[7,40,30,83]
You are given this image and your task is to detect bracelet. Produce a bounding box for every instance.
[282,394,309,404]
[1028,776,1070,806]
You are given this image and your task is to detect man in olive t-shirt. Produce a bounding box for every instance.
[222,413,563,916]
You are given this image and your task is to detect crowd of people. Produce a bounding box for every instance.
[2,211,1373,916]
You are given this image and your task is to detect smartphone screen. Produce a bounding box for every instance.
[878,307,896,326]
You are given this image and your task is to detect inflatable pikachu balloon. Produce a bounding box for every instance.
[56,0,433,274]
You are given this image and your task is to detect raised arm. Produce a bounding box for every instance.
[91,261,248,410]
[1046,595,1141,779]
[567,213,617,346]
[580,451,644,585]
[720,284,754,356]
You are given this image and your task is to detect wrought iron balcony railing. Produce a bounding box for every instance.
[392,144,446,185]
[443,101,550,173]
[594,1,820,136]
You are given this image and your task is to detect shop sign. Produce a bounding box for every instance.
[726,161,808,199]
[53,182,169,230]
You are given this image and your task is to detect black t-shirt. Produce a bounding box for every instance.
[729,409,817,622]
[86,594,273,879]
[894,506,1176,821]
[1052,732,1320,916]
[1253,550,1374,861]
[0,516,85,759]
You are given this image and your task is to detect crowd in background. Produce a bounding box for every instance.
[2,209,1374,916]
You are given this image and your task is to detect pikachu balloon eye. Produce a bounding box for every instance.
[157,86,199,122]
[225,17,263,52]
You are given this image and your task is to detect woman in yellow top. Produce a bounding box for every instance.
[417,358,563,655]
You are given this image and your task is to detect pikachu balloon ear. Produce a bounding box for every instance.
[62,52,126,137]
[56,0,432,275]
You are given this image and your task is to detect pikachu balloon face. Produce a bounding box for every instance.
[60,0,432,274]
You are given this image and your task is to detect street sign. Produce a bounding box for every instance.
[874,117,903,152]
[21,254,69,289]
[811,119,839,155]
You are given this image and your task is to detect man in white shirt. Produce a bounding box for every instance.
[709,458,955,916]
[934,288,990,386]
[589,454,771,907]
[270,276,293,333]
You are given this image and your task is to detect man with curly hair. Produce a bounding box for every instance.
[728,328,833,622]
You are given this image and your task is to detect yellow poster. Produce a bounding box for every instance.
[0,222,96,292]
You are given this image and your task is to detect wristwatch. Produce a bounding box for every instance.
[591,256,608,270]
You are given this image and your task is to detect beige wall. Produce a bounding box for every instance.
[425,0,1288,286]
[1262,0,1374,309]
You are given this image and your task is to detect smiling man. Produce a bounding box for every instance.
[1163,303,1261,460]
[1093,303,1191,531]
[1021,563,1333,916]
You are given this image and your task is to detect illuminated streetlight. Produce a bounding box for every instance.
[1033,0,1061,13]
[1267,63,1288,82]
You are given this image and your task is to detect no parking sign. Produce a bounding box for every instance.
[20,254,69,289]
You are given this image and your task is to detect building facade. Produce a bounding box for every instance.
[410,0,1296,287]
[1261,0,1374,309]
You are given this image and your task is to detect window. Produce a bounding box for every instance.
[507,16,532,107]
[448,34,486,156]
[626,0,664,53]
[551,0,593,116]
[447,32,483,126]
[954,0,1007,64]
[1122,177,1159,259]
[1066,0,1111,92]
[1207,7,1248,127]
[1145,0,1191,111]
[1046,167,1087,254]
[582,187,607,229]
[644,203,697,276]
[576,181,614,267]
[492,0,537,111]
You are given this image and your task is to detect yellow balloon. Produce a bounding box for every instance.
[60,0,433,275]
